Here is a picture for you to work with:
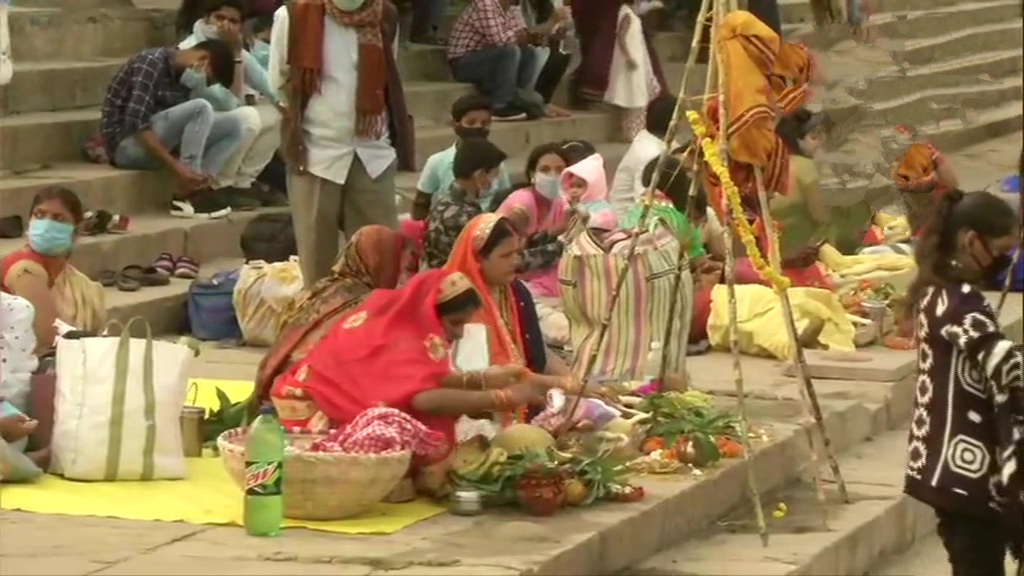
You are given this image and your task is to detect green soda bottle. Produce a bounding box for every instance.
[243,406,285,537]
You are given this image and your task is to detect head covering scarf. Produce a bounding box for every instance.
[443,214,526,368]
[255,225,404,403]
[292,270,477,456]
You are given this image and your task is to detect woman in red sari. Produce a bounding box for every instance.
[570,0,667,105]
[267,270,549,448]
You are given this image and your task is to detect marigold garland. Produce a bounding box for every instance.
[686,111,792,291]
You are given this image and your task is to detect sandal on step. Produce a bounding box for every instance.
[107,214,131,234]
[96,270,118,287]
[115,273,141,292]
[79,210,113,236]
[152,253,177,276]
[121,265,171,287]
[173,256,200,279]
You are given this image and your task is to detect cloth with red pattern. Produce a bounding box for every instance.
[309,407,448,461]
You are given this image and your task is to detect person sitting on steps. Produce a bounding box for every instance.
[100,39,240,219]
[179,0,286,210]
[0,187,106,354]
[446,0,569,121]
[411,95,513,220]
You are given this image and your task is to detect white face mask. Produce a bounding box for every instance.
[198,22,220,40]
[331,0,366,11]
[532,173,562,200]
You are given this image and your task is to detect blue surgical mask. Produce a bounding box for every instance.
[27,218,75,256]
[180,67,208,90]
[331,0,366,11]
[251,40,271,70]
[533,173,562,200]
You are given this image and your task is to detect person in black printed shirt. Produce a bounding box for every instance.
[423,137,508,269]
[100,40,241,219]
[901,189,1023,576]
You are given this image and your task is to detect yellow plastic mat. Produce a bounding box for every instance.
[1,458,445,534]
[185,378,255,413]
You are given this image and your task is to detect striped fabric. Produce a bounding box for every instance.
[558,222,692,380]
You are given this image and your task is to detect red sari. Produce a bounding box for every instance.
[269,270,459,455]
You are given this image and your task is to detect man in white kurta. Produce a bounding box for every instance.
[268,0,405,286]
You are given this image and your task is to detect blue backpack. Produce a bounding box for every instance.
[187,270,243,341]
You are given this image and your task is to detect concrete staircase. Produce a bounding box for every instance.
[0,0,1020,336]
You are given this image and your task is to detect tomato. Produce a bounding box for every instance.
[641,437,666,454]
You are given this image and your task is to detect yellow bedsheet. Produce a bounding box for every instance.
[4,378,444,534]
[1,458,444,534]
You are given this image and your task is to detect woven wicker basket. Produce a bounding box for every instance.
[217,427,412,521]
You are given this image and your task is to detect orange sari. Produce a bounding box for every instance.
[701,11,814,222]
[443,214,529,424]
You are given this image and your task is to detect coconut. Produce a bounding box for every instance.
[491,424,556,455]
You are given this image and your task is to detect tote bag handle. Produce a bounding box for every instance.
[103,316,156,480]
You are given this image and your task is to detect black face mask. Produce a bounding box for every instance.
[454,126,490,140]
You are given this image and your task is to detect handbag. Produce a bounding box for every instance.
[558,221,691,380]
[50,318,194,481]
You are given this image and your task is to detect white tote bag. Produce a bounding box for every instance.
[51,318,194,481]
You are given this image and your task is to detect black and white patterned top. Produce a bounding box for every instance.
[904,283,1024,532]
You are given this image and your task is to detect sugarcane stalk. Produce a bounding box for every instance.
[562,0,717,428]
[712,0,769,548]
[752,168,850,515]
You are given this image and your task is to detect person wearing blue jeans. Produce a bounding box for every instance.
[445,0,567,121]
[100,40,241,218]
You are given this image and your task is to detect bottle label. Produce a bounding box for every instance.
[244,460,282,496]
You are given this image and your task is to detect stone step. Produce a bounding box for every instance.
[896,20,1023,68]
[5,6,176,63]
[824,76,1024,133]
[844,48,1024,103]
[819,116,1022,210]
[15,0,134,7]
[0,106,617,172]
[628,429,936,576]
[0,211,274,282]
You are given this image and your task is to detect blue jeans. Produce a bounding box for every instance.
[450,44,539,107]
[114,99,244,176]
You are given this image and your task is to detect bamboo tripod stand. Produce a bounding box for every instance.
[566,0,852,545]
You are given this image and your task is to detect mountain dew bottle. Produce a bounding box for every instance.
[244,406,285,537]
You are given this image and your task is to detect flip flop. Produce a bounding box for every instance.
[115,273,141,292]
[121,265,170,287]
[152,253,177,276]
[96,270,117,287]
[173,256,200,279]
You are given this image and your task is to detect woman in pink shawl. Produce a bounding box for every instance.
[497,143,574,348]
[561,153,620,231]
[570,0,668,105]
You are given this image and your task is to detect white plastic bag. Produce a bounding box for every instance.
[50,318,194,481]
[232,258,304,346]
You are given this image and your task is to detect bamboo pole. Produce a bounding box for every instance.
[564,0,715,417]
[654,0,718,387]
[749,170,845,532]
[710,0,770,547]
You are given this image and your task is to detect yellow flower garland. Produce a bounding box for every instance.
[686,111,792,291]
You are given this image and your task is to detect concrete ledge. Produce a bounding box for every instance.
[0,211,277,279]
[6,6,176,63]
[631,429,936,576]
[0,108,617,172]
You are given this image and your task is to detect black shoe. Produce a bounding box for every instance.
[169,195,232,219]
[493,106,527,121]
